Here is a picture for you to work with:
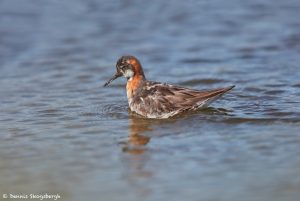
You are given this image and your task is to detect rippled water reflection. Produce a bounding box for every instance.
[1,0,300,200]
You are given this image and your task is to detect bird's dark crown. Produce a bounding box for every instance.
[116,55,145,77]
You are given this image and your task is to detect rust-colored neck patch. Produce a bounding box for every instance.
[126,75,144,99]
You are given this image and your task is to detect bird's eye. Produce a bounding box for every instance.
[120,65,128,71]
[122,63,131,69]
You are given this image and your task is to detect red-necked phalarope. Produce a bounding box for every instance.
[104,56,234,119]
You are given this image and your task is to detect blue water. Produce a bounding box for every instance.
[0,0,300,200]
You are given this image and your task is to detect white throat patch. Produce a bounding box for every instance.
[124,69,134,79]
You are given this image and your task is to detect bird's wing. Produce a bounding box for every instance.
[132,81,234,115]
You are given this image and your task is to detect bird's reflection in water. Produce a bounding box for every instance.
[120,108,229,197]
[122,107,229,154]
[119,116,160,198]
[122,107,229,152]
[122,116,154,155]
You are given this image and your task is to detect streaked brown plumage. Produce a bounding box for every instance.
[104,56,234,119]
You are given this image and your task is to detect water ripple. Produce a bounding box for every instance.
[99,103,129,120]
[179,78,227,85]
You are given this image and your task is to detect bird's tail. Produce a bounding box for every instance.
[195,85,235,108]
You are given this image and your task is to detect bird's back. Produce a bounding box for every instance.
[129,81,234,119]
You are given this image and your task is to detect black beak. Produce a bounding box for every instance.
[103,72,122,87]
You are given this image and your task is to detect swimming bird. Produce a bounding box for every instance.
[104,56,234,119]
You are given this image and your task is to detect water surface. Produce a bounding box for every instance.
[1,0,300,200]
